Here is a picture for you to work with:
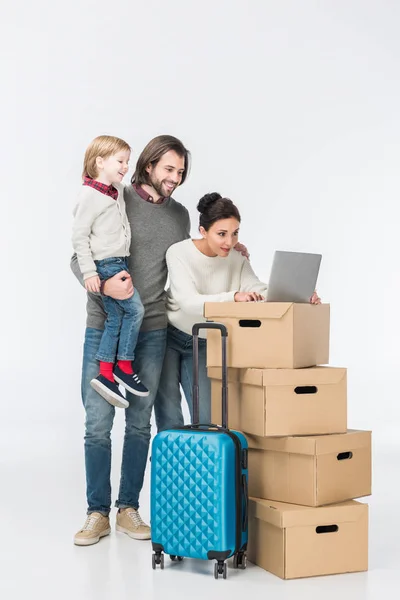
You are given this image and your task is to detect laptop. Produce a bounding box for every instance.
[266,251,322,303]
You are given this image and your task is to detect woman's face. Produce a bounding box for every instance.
[200,217,240,257]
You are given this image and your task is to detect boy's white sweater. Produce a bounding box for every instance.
[72,183,131,279]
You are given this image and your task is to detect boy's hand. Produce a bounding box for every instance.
[85,275,101,293]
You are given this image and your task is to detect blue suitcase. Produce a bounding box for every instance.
[150,322,248,579]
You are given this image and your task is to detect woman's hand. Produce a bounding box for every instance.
[234,291,264,302]
[85,275,101,293]
[310,291,321,304]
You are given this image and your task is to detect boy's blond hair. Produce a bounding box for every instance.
[82,135,131,179]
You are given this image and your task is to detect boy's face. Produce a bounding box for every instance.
[146,150,185,197]
[96,150,130,185]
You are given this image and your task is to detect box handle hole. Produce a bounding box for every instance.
[294,386,318,394]
[316,525,339,534]
[239,320,262,328]
[337,451,353,461]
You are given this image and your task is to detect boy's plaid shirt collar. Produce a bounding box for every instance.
[83,176,118,200]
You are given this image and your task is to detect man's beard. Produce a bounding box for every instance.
[149,173,176,198]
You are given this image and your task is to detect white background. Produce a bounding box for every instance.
[1,1,399,598]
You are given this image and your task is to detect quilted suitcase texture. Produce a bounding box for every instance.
[151,322,248,579]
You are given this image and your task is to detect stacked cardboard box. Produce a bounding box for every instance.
[205,302,371,580]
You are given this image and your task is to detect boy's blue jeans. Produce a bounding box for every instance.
[94,257,144,362]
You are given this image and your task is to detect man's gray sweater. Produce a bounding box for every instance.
[71,185,191,331]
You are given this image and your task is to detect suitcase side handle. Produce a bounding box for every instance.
[242,474,248,531]
[192,322,228,428]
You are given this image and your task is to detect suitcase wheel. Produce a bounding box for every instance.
[233,552,247,570]
[214,561,227,580]
[169,555,183,562]
[152,552,164,570]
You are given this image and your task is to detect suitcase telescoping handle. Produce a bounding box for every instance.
[192,322,228,429]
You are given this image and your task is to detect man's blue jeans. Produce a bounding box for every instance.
[95,257,144,362]
[82,326,168,515]
[154,325,211,431]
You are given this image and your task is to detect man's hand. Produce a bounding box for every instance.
[234,291,264,302]
[234,242,250,260]
[103,270,134,300]
[310,291,321,305]
[85,275,101,293]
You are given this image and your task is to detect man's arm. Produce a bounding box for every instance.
[70,253,87,289]
[183,208,191,239]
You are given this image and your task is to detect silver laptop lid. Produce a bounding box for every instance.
[266,251,322,303]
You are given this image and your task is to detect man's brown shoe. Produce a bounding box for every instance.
[74,513,111,546]
[116,508,150,540]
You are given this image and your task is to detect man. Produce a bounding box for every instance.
[71,134,248,547]
[71,135,191,545]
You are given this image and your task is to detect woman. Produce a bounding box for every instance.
[153,192,267,428]
[155,192,319,428]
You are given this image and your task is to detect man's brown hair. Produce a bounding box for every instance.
[131,135,190,186]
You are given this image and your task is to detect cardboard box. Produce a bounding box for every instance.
[247,430,371,506]
[204,302,330,369]
[209,366,347,436]
[248,498,368,579]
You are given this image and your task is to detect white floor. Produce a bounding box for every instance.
[1,422,398,600]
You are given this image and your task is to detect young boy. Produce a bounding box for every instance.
[72,135,149,408]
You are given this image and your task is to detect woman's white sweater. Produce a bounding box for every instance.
[166,239,268,337]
